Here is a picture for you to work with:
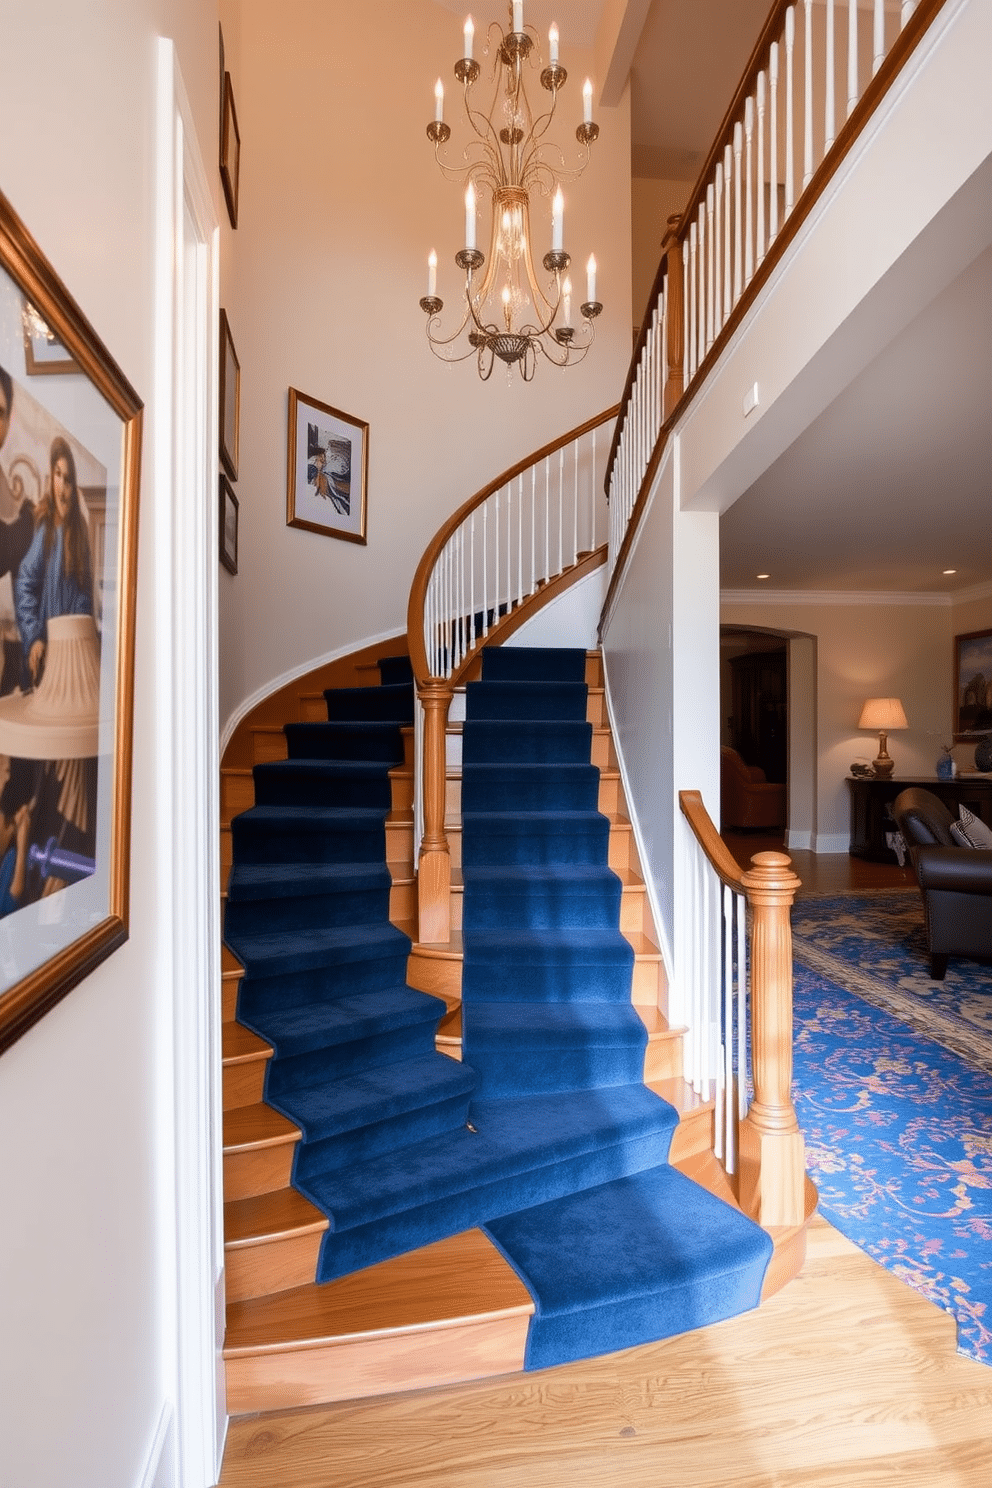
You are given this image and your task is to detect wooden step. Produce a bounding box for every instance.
[224,1102,300,1202]
[251,725,288,764]
[225,1187,328,1303]
[223,1021,272,1110]
[652,1076,716,1161]
[223,1227,533,1414]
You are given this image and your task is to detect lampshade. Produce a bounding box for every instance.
[858,697,908,732]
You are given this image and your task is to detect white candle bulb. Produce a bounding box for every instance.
[427,250,437,297]
[465,182,477,251]
[549,22,559,64]
[562,275,572,326]
[582,78,593,124]
[552,187,564,252]
[464,16,474,60]
[434,78,444,123]
[513,1,523,34]
[586,253,597,303]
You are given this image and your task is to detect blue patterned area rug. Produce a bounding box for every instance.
[791,893,992,1365]
[792,890,992,1075]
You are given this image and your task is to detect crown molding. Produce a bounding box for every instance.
[720,587,958,608]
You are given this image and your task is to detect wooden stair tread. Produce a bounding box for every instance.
[224,1228,533,1357]
[225,1187,327,1248]
[649,1075,715,1116]
[223,1023,271,1063]
[224,1102,299,1154]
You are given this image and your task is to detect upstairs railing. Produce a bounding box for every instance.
[679,791,805,1227]
[406,406,617,943]
[605,0,946,581]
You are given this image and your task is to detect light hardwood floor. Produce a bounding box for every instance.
[219,1215,992,1487]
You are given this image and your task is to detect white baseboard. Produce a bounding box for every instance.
[786,828,812,851]
[138,1402,174,1488]
[813,832,850,854]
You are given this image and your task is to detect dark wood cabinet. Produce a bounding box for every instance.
[729,649,787,784]
[847,775,992,860]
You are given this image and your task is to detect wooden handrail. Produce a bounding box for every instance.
[680,789,805,1228]
[604,0,948,493]
[678,790,746,892]
[406,403,619,688]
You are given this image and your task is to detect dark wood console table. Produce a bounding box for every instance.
[847,774,992,861]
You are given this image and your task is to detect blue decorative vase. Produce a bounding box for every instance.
[936,751,954,780]
[976,736,992,773]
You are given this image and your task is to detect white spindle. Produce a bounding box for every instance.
[697,203,706,366]
[518,473,524,605]
[847,0,858,119]
[494,488,501,625]
[705,185,715,352]
[803,0,813,188]
[557,447,564,576]
[873,0,885,76]
[469,511,476,649]
[732,122,743,303]
[589,429,596,552]
[723,886,734,1170]
[825,0,836,152]
[901,2,917,27]
[723,144,733,316]
[769,43,779,244]
[744,96,754,287]
[785,7,796,213]
[682,239,690,385]
[756,71,766,265]
[712,166,723,333]
[530,465,536,595]
[543,457,550,585]
[737,892,748,1122]
[688,222,697,377]
[506,480,512,607]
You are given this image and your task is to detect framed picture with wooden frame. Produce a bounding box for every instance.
[953,627,992,741]
[220,69,241,229]
[219,473,238,575]
[286,387,368,545]
[22,304,81,376]
[0,187,143,1056]
[219,308,240,481]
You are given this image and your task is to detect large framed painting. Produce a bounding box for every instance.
[954,628,992,742]
[286,387,368,545]
[0,189,142,1055]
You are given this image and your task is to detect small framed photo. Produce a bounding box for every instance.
[219,474,239,575]
[220,70,241,230]
[22,300,80,376]
[286,388,368,545]
[219,309,240,481]
[954,628,992,740]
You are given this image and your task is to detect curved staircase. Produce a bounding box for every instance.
[219,644,794,1413]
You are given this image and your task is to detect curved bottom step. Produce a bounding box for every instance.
[224,1162,818,1415]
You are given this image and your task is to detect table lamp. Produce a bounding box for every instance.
[858,697,908,778]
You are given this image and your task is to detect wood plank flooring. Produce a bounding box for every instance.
[723,832,917,896]
[218,1216,992,1487]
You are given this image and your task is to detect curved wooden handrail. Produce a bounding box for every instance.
[604,0,948,494]
[407,403,619,687]
[679,790,746,893]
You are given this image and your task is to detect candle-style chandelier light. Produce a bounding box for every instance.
[419,3,603,381]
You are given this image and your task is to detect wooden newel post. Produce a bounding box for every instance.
[417,679,453,945]
[738,850,806,1229]
[662,213,685,420]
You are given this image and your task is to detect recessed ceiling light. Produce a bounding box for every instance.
[756,573,770,580]
[942,568,957,575]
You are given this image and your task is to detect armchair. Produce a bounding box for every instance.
[891,787,992,980]
[720,746,787,831]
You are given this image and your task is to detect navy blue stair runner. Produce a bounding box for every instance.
[224,646,772,1371]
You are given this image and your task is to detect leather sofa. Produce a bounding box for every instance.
[720,746,787,831]
[891,787,992,980]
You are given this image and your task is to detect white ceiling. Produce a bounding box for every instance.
[430,1,992,597]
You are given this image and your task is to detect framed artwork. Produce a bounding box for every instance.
[286,388,368,545]
[219,309,240,481]
[220,69,241,230]
[0,187,142,1056]
[219,474,239,575]
[954,628,992,741]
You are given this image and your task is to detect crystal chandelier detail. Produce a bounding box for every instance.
[419,4,603,381]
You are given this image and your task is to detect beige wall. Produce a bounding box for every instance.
[0,3,221,1486]
[631,175,691,331]
[719,594,991,849]
[219,0,633,737]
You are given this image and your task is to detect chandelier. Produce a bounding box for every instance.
[419,4,603,381]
